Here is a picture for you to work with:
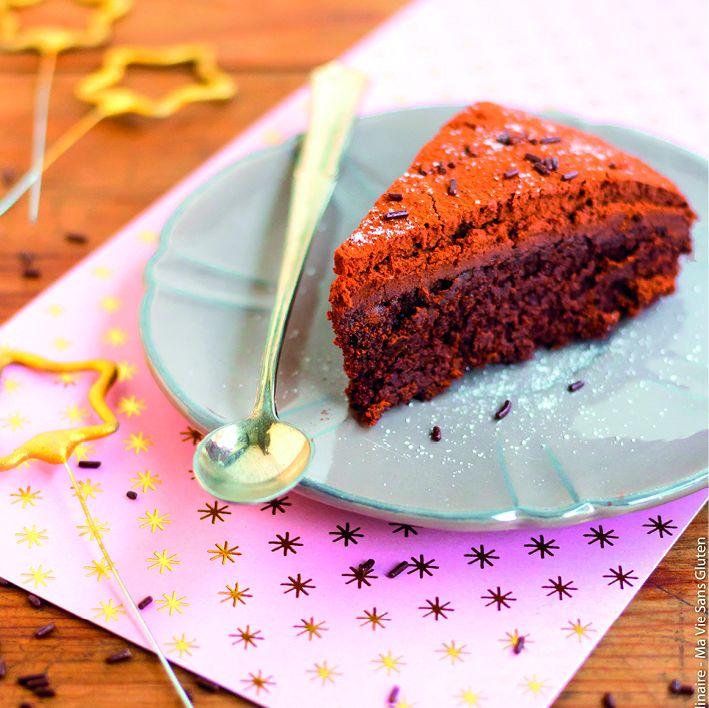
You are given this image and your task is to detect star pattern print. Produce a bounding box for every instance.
[0,3,706,705]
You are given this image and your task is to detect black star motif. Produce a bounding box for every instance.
[464,544,499,569]
[642,515,677,539]
[583,525,618,549]
[419,596,455,621]
[268,531,303,556]
[229,624,263,649]
[260,496,292,515]
[388,523,419,537]
[342,564,378,589]
[406,554,439,578]
[542,575,578,600]
[524,534,559,559]
[604,565,638,589]
[180,426,203,445]
[481,586,517,611]
[329,522,364,546]
[280,573,315,598]
[197,500,231,524]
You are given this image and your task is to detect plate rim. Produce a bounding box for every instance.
[140,105,709,528]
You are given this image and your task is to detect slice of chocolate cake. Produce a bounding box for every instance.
[329,102,695,425]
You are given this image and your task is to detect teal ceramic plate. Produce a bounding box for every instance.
[141,107,708,530]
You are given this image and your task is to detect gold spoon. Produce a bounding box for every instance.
[193,61,366,503]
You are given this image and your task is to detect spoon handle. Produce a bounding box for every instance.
[253,61,366,415]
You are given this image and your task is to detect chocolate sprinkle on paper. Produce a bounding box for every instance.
[447,179,458,196]
[78,460,101,469]
[386,561,409,578]
[126,490,138,500]
[602,693,617,708]
[562,170,579,182]
[540,136,561,144]
[359,558,376,571]
[27,593,42,608]
[524,152,541,163]
[495,400,512,420]
[568,380,585,392]
[430,425,442,442]
[106,648,132,664]
[195,677,220,693]
[513,636,525,654]
[34,623,55,639]
[503,168,519,179]
[137,595,153,610]
[388,686,400,704]
[387,192,403,202]
[533,162,549,176]
[383,210,408,221]
[65,232,88,245]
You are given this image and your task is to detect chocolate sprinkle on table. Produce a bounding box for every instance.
[494,399,512,420]
[430,425,442,442]
[34,623,55,639]
[22,267,41,280]
[669,679,694,695]
[0,658,6,678]
[137,595,153,610]
[540,136,561,144]
[359,558,376,571]
[19,703,34,708]
[78,460,101,469]
[387,192,403,202]
[18,673,47,686]
[533,162,549,176]
[503,168,519,179]
[568,380,585,392]
[27,593,42,608]
[524,152,541,163]
[447,179,458,196]
[388,686,400,704]
[33,687,55,698]
[126,490,138,500]
[196,676,221,693]
[383,210,408,221]
[25,677,50,689]
[106,648,132,664]
[386,561,409,578]
[602,692,617,708]
[562,170,579,182]
[65,231,88,245]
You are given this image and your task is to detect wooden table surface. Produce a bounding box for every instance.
[0,1,705,705]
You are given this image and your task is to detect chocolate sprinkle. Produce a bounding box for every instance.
[388,686,400,704]
[195,677,220,693]
[137,595,153,610]
[669,679,694,695]
[533,162,549,176]
[447,179,458,196]
[383,210,408,221]
[562,170,579,182]
[524,152,541,163]
[513,636,525,654]
[359,558,376,571]
[1,167,16,186]
[126,490,138,500]
[78,460,101,469]
[464,145,478,158]
[387,192,403,202]
[542,156,558,172]
[19,251,36,264]
[19,703,34,708]
[568,380,585,392]
[447,161,455,169]
[25,677,50,689]
[540,136,561,144]
[22,267,41,280]
[386,561,409,578]
[602,693,617,708]
[27,593,42,608]
[430,425,442,442]
[494,400,512,421]
[18,673,47,686]
[0,658,6,679]
[496,131,512,145]
[65,232,88,245]
[34,623,55,639]
[434,162,446,175]
[33,688,55,698]
[106,648,132,664]
[503,169,519,179]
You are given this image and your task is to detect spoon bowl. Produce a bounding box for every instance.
[193,415,311,503]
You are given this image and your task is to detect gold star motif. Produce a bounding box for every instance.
[21,564,54,588]
[166,633,198,658]
[563,618,596,642]
[147,549,180,574]
[1,411,29,431]
[138,508,171,533]
[520,676,548,696]
[93,598,125,623]
[71,478,103,500]
[53,336,71,351]
[104,327,127,347]
[47,304,64,317]
[56,371,78,386]
[457,688,484,706]
[372,650,404,675]
[241,670,274,695]
[92,265,112,280]
[125,432,152,454]
[117,395,146,417]
[294,617,327,640]
[3,376,20,392]
[15,524,48,548]
[138,230,158,244]
[229,625,263,649]
[262,128,284,145]
[62,403,88,423]
[100,296,121,313]
[308,661,340,685]
[72,441,95,461]
[437,640,470,664]
[77,517,110,540]
[357,607,390,631]
[10,485,42,508]
[116,361,136,381]
[208,541,241,565]
[499,628,531,651]
[157,591,188,616]
[84,559,113,582]
[219,582,252,608]
[130,469,161,492]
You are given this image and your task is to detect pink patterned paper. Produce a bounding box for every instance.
[1,1,707,706]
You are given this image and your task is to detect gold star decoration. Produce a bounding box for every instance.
[308,661,340,685]
[229,625,263,649]
[138,230,158,244]
[71,477,103,500]
[218,582,252,608]
[157,591,188,616]
[93,598,125,623]
[138,508,171,533]
[116,361,136,381]
[62,404,88,424]
[15,524,48,548]
[72,442,95,461]
[520,675,548,696]
[499,628,531,652]
[21,564,54,588]
[130,469,161,492]
[241,670,274,695]
[92,265,112,280]
[208,541,241,565]
[456,688,485,706]
[56,371,78,386]
[10,485,42,508]
[100,296,121,313]
[47,304,64,317]
[146,549,180,574]
[117,395,146,417]
[437,640,470,664]
[124,431,152,455]
[294,617,327,640]
[53,337,71,351]
[166,633,198,658]
[1,411,29,431]
[77,517,110,540]
[103,327,127,347]
[84,559,113,582]
[357,607,390,631]
[562,618,596,642]
[3,376,20,392]
[372,650,404,675]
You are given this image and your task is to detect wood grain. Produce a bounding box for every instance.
[0,0,705,705]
